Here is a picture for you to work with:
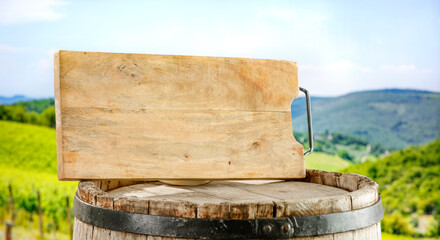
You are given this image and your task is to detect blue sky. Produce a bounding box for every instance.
[0,0,439,98]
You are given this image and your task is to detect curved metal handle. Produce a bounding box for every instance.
[299,87,313,156]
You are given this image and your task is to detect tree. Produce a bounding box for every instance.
[41,107,56,128]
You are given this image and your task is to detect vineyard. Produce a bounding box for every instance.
[0,119,439,239]
[0,120,352,238]
[0,121,76,238]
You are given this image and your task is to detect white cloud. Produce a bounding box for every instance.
[101,19,277,58]
[0,44,25,52]
[297,60,376,96]
[35,48,56,80]
[380,64,416,72]
[420,68,434,74]
[300,60,372,73]
[36,58,50,76]
[0,0,67,25]
[261,8,327,23]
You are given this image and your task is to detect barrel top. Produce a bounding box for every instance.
[107,180,348,204]
[77,170,380,220]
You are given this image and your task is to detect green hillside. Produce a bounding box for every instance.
[0,120,438,239]
[295,131,386,163]
[305,152,352,171]
[0,121,57,171]
[0,104,55,128]
[343,139,440,237]
[292,89,440,149]
[13,98,54,113]
[0,121,76,236]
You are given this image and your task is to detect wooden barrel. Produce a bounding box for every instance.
[73,170,382,239]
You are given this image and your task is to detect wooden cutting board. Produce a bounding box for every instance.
[55,50,304,180]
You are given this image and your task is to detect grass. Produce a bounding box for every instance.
[382,232,439,240]
[0,165,77,234]
[0,120,438,239]
[0,120,76,235]
[0,120,56,172]
[305,152,352,171]
[0,223,70,240]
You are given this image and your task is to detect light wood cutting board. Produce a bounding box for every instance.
[55,50,304,180]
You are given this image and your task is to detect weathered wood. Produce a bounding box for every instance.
[74,172,382,239]
[277,194,351,217]
[92,195,113,239]
[296,235,334,240]
[55,50,304,180]
[333,231,353,240]
[5,221,13,240]
[377,223,382,240]
[73,218,93,240]
[112,196,149,240]
[59,109,304,180]
[56,51,298,112]
[339,172,364,191]
[8,182,14,222]
[353,224,379,239]
[54,52,64,178]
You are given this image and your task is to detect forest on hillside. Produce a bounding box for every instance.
[344,140,440,237]
[292,89,440,149]
[0,100,55,128]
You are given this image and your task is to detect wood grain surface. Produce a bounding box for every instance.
[55,50,304,180]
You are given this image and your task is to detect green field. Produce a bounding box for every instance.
[305,151,352,171]
[0,121,57,171]
[0,120,438,239]
[383,232,438,240]
[0,121,76,236]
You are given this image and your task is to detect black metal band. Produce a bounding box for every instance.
[73,192,383,239]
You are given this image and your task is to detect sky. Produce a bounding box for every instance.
[0,0,439,98]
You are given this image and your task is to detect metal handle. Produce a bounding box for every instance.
[299,87,313,156]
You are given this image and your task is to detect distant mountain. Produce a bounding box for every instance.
[292,89,440,149]
[0,95,33,104]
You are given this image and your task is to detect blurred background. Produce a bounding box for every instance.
[0,0,439,239]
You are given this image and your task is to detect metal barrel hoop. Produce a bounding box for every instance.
[73,193,383,239]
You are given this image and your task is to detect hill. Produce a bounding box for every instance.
[295,131,387,163]
[292,89,440,149]
[343,139,440,237]
[13,98,54,113]
[0,121,76,236]
[0,121,57,172]
[0,95,32,105]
